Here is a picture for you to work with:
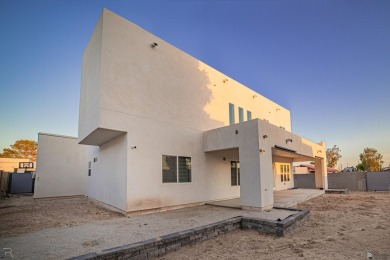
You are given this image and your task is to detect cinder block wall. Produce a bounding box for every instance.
[294,173,316,189]
[327,172,367,191]
[295,171,390,191]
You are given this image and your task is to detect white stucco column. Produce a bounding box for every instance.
[314,158,328,189]
[239,122,274,211]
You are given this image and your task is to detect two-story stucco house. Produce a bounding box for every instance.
[34,9,327,213]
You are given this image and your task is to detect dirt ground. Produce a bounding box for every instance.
[0,194,122,238]
[0,192,389,259]
[162,192,390,260]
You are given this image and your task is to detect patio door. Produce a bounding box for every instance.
[274,163,293,190]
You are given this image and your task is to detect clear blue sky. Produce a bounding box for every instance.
[1,0,389,169]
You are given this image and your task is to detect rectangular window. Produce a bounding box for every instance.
[231,161,240,186]
[162,155,177,183]
[178,156,191,182]
[247,111,252,120]
[238,107,244,123]
[229,103,235,125]
[162,155,192,183]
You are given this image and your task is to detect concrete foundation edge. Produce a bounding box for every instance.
[68,208,309,260]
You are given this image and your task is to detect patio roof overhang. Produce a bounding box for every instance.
[203,119,325,159]
[272,146,316,162]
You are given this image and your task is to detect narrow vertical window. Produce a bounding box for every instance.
[88,161,91,176]
[231,161,240,186]
[237,162,240,185]
[162,155,177,183]
[238,107,244,123]
[229,103,235,125]
[280,165,283,182]
[247,111,252,120]
[178,157,191,183]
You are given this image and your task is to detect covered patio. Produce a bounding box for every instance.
[206,188,325,209]
[204,119,328,211]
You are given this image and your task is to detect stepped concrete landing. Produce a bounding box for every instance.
[206,189,325,209]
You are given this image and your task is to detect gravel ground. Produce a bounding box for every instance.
[0,195,293,259]
[162,192,390,260]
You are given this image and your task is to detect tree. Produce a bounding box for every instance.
[356,163,364,171]
[0,140,38,162]
[326,145,342,168]
[359,147,383,172]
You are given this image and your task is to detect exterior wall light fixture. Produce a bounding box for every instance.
[151,42,158,48]
[259,149,265,153]
[263,135,268,139]
[131,146,137,149]
[286,139,293,144]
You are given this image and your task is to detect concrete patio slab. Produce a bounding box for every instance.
[0,204,296,260]
[273,189,325,208]
[206,189,325,209]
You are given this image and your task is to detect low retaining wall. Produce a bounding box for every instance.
[242,208,309,236]
[70,208,309,260]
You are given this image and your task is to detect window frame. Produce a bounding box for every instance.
[247,111,252,120]
[229,103,235,125]
[238,107,244,123]
[279,163,291,182]
[231,161,240,186]
[88,161,91,176]
[178,156,191,183]
[162,155,192,184]
[162,155,178,183]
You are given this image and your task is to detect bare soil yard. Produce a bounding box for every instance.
[0,195,122,238]
[0,192,389,259]
[163,192,390,260]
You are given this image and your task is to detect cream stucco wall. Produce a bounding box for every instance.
[78,13,103,143]
[76,9,294,212]
[120,116,241,212]
[70,9,327,212]
[85,134,127,211]
[34,133,87,198]
[79,8,291,146]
